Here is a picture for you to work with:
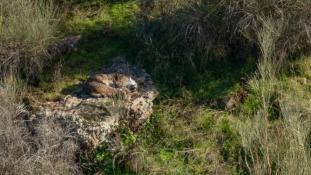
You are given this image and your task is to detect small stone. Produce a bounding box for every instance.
[297,77,307,85]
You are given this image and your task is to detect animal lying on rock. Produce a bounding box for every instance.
[85,73,138,98]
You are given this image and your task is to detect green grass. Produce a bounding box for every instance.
[27,1,311,175]
[62,0,138,35]
[79,55,254,174]
[31,2,255,174]
[31,0,138,100]
[84,101,243,175]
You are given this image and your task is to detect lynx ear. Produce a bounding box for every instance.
[114,73,120,80]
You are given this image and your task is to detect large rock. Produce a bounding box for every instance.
[33,57,158,148]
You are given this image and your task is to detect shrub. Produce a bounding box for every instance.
[0,0,58,77]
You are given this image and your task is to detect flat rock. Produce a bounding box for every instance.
[33,57,158,148]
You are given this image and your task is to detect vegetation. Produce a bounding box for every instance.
[0,0,58,76]
[0,76,80,174]
[138,0,311,72]
[0,0,310,175]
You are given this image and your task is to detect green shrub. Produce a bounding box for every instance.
[0,0,58,77]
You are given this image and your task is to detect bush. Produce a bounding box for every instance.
[0,0,58,77]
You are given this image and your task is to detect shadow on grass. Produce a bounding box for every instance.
[62,0,139,77]
[145,57,256,104]
[37,0,256,103]
[53,2,260,175]
[63,27,135,76]
[33,1,139,100]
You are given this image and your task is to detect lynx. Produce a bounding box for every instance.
[85,73,138,98]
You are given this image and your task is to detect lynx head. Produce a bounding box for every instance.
[126,77,138,92]
[113,74,138,92]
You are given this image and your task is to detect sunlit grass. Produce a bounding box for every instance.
[32,1,138,100]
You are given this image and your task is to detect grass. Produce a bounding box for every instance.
[237,60,311,175]
[61,0,138,35]
[0,75,81,175]
[236,17,311,174]
[83,101,243,174]
[20,0,311,175]
[0,0,57,76]
[30,0,138,101]
[80,56,254,174]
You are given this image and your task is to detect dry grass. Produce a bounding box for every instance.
[238,17,311,174]
[138,0,311,68]
[278,88,311,175]
[0,76,81,175]
[292,57,311,78]
[228,0,311,56]
[239,76,311,175]
[0,0,58,76]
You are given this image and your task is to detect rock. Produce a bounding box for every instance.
[33,57,158,148]
[297,77,307,85]
[0,86,3,97]
[52,35,80,55]
[212,90,248,110]
[218,96,236,109]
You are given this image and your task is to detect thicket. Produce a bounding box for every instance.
[0,0,310,174]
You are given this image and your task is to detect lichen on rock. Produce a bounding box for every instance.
[33,56,158,148]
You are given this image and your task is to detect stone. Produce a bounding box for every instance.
[0,86,3,97]
[33,57,158,148]
[52,35,80,55]
[212,90,248,110]
[297,77,307,85]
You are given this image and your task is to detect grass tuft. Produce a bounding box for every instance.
[0,0,58,77]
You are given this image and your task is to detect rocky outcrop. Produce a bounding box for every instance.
[210,90,248,110]
[33,57,158,148]
[51,35,81,55]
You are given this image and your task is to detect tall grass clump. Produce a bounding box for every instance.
[0,76,81,175]
[239,78,311,175]
[138,0,311,71]
[0,0,58,77]
[137,0,227,71]
[226,0,311,71]
[238,17,311,175]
